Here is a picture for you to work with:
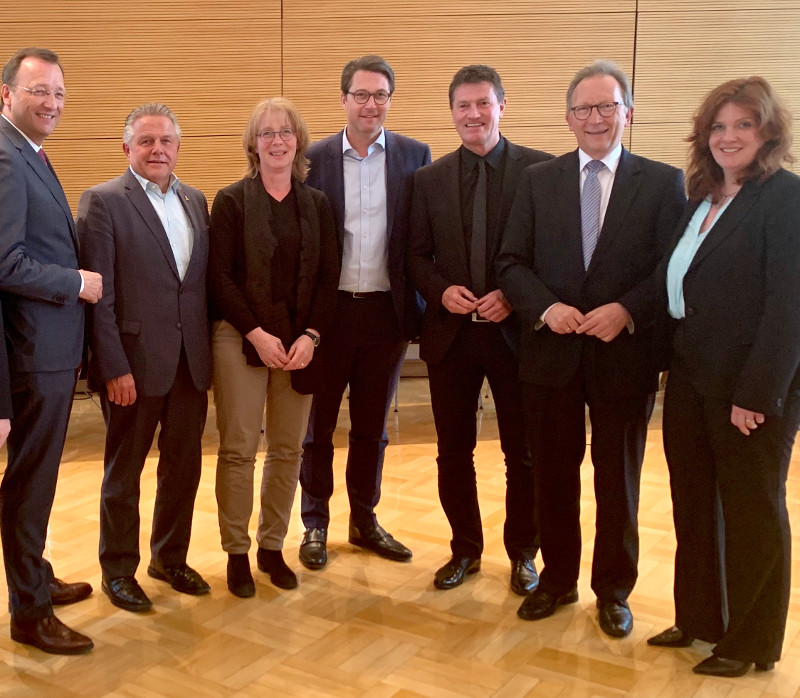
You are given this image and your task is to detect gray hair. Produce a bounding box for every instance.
[566,60,633,111]
[123,102,181,146]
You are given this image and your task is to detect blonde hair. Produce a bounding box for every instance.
[242,97,310,181]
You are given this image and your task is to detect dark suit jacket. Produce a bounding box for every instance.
[407,138,553,365]
[497,148,686,396]
[306,129,431,341]
[207,176,340,395]
[664,169,800,417]
[77,168,211,396]
[0,117,84,374]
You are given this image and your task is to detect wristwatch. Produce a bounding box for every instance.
[303,330,320,347]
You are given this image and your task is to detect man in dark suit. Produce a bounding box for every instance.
[407,65,551,593]
[298,55,431,570]
[497,60,686,637]
[0,47,100,655]
[78,103,212,613]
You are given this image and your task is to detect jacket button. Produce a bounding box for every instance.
[176,322,182,329]
[776,398,783,407]
[686,307,696,316]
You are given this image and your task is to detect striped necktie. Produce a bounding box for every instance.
[581,159,605,270]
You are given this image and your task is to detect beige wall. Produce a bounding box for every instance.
[4,0,798,209]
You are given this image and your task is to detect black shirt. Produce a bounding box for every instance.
[267,187,301,322]
[459,136,507,292]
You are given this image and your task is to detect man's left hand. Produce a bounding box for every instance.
[576,302,630,342]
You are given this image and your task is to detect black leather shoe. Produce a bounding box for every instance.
[102,576,153,613]
[227,553,255,598]
[517,587,579,620]
[147,562,210,596]
[348,520,412,562]
[298,528,327,570]
[509,557,539,596]
[10,615,93,655]
[49,578,93,606]
[692,655,768,677]
[647,625,694,648]
[256,548,298,589]
[433,556,481,589]
[597,599,633,638]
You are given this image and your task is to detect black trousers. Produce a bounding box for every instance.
[663,364,798,664]
[99,350,208,578]
[1,368,77,620]
[300,292,406,531]
[522,368,653,602]
[427,321,537,560]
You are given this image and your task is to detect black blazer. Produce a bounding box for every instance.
[207,176,340,394]
[664,168,800,416]
[307,129,431,341]
[78,168,212,396]
[407,138,553,365]
[497,148,686,396]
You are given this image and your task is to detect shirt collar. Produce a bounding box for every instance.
[129,165,179,194]
[460,135,506,170]
[578,143,623,175]
[342,127,386,155]
[2,113,42,152]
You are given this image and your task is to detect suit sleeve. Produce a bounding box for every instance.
[77,188,132,383]
[306,192,340,336]
[733,179,800,414]
[496,166,562,325]
[406,170,452,306]
[616,166,686,327]
[207,188,261,337]
[0,146,82,303]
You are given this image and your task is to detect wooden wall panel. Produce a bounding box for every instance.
[633,8,800,170]
[2,1,282,209]
[283,7,636,159]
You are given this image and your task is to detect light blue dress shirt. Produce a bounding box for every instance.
[339,129,390,292]
[130,167,193,281]
[666,197,733,318]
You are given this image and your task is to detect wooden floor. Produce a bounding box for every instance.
[1,377,799,697]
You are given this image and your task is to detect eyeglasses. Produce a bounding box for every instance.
[347,90,392,105]
[257,128,296,142]
[569,102,623,120]
[12,85,66,102]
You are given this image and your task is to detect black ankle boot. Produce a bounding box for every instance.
[256,548,298,589]
[227,553,255,598]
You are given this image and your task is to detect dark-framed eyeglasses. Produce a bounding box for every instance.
[569,101,623,120]
[12,84,66,102]
[347,90,392,105]
[257,128,296,142]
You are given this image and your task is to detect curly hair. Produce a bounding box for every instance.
[686,76,793,202]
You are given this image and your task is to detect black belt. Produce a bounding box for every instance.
[338,290,391,299]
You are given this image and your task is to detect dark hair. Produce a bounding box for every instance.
[448,65,504,108]
[243,97,311,181]
[565,59,633,111]
[2,47,63,85]
[686,76,793,202]
[340,55,395,95]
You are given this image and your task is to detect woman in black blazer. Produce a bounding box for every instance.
[208,98,339,597]
[648,77,800,677]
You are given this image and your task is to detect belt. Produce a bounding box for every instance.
[338,290,391,299]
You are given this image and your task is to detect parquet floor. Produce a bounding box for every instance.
[0,377,799,697]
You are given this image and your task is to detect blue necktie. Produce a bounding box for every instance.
[581,159,605,270]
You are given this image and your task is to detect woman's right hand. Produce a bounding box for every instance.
[245,327,288,369]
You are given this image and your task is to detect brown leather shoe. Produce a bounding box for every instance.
[10,615,94,655]
[49,578,93,606]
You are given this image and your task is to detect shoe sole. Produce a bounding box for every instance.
[10,628,94,655]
